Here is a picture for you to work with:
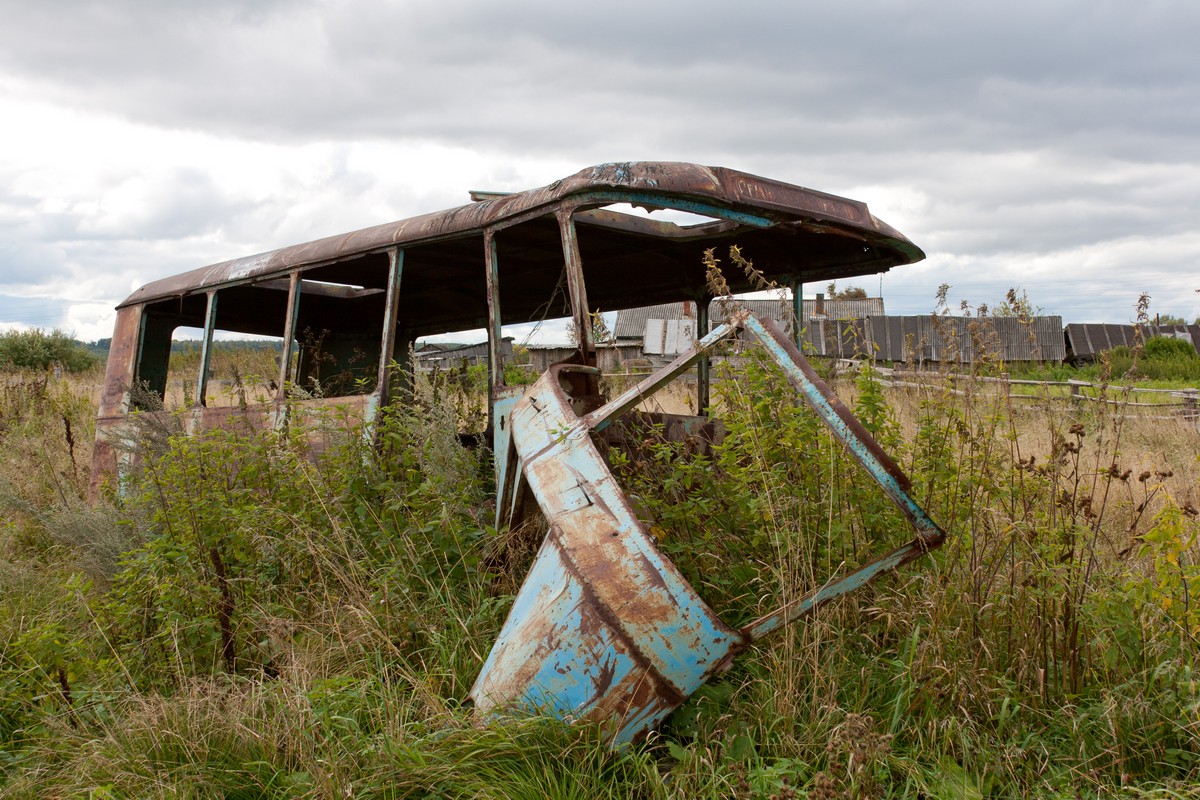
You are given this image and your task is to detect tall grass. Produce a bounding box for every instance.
[609,338,1199,795]
[1,327,1198,797]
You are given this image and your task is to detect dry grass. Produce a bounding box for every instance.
[878,377,1200,508]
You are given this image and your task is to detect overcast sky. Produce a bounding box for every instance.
[2,0,1198,343]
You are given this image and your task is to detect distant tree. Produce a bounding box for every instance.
[86,338,112,356]
[0,329,100,372]
[1154,314,1188,326]
[825,282,868,300]
[567,310,612,347]
[991,288,1041,319]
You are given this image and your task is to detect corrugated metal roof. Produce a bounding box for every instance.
[813,297,886,319]
[613,297,885,339]
[618,303,1069,361]
[1065,324,1136,357]
[613,302,693,340]
[1159,324,1200,352]
[1066,323,1200,359]
[522,343,644,372]
[617,300,1072,362]
[416,339,511,363]
[712,298,794,325]
[839,316,1066,363]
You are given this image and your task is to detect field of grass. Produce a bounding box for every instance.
[1,343,1198,798]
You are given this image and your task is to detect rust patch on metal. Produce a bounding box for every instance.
[548,525,691,707]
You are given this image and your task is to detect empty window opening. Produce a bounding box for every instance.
[413,327,494,433]
[594,202,725,228]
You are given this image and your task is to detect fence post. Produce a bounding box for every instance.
[1181,388,1199,421]
[1068,379,1088,407]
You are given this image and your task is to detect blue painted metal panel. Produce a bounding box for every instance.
[490,387,524,525]
[473,534,643,722]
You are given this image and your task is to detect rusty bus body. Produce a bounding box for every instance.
[91,162,944,743]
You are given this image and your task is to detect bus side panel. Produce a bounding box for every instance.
[89,306,143,501]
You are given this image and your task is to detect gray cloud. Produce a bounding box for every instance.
[0,240,71,286]
[4,1,1195,157]
[0,0,1197,329]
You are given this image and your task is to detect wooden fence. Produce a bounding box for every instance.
[869,365,1200,422]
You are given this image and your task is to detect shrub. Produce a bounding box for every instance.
[95,398,496,689]
[1099,337,1200,382]
[0,329,99,373]
[1143,335,1200,362]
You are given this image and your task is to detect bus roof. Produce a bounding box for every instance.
[119,162,922,315]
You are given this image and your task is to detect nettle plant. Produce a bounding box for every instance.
[99,397,493,687]
[608,344,911,624]
[1130,491,1200,648]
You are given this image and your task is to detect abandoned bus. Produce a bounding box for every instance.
[91,161,921,492]
[90,161,944,742]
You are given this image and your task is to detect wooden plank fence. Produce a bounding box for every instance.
[868,365,1199,421]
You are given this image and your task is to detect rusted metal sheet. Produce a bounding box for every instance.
[89,306,143,499]
[471,312,945,744]
[90,387,375,501]
[118,163,922,311]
